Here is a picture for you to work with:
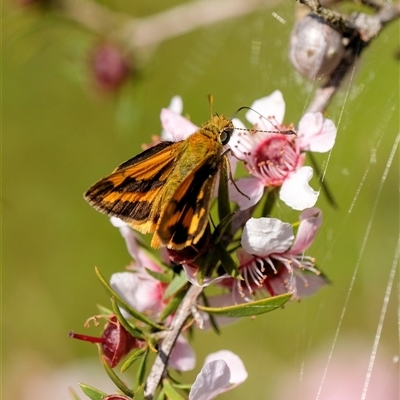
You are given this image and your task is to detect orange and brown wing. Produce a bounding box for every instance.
[84,141,181,234]
[155,153,221,249]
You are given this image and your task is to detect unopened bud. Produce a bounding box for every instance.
[289,14,345,80]
[90,42,131,92]
[70,316,140,367]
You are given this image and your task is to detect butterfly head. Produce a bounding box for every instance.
[203,114,234,146]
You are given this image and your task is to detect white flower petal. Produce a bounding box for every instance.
[297,113,337,152]
[246,90,286,128]
[189,360,231,400]
[231,117,247,130]
[229,118,250,158]
[167,95,183,114]
[169,335,196,372]
[160,108,198,141]
[110,216,127,228]
[204,351,248,385]
[229,177,264,210]
[280,167,319,210]
[242,217,294,256]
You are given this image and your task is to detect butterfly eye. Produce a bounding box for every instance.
[220,127,233,145]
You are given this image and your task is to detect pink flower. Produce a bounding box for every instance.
[220,208,327,300]
[229,90,337,210]
[189,351,247,400]
[169,335,196,372]
[160,96,199,141]
[109,217,196,371]
[109,217,166,316]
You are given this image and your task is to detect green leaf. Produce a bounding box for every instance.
[217,156,231,223]
[196,213,237,285]
[200,292,220,335]
[308,152,338,209]
[134,384,145,400]
[171,383,192,390]
[101,357,134,398]
[218,244,242,279]
[163,271,188,299]
[162,379,186,400]
[95,267,164,330]
[78,383,107,400]
[145,267,173,283]
[213,212,236,245]
[111,297,146,340]
[197,293,292,317]
[120,347,147,373]
[158,289,186,322]
[136,349,149,387]
[155,389,166,400]
[261,187,278,217]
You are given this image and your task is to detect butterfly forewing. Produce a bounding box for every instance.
[84,141,180,233]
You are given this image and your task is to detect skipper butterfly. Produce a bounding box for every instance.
[84,114,234,250]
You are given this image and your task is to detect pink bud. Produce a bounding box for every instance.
[90,43,131,92]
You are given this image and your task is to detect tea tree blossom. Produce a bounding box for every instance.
[220,208,327,301]
[229,90,337,210]
[109,217,167,316]
[109,217,196,372]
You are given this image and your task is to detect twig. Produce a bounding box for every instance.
[300,0,400,113]
[56,0,281,52]
[144,284,203,399]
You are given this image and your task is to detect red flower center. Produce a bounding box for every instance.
[252,135,299,186]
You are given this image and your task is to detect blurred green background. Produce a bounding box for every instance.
[3,1,399,399]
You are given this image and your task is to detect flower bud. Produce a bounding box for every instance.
[90,42,131,92]
[289,14,345,79]
[70,316,140,367]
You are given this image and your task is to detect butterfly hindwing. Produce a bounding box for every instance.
[156,153,222,249]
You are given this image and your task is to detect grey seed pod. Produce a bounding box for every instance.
[289,14,345,80]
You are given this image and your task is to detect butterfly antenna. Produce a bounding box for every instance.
[208,94,214,119]
[231,106,296,136]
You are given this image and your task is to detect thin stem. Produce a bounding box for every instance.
[144,284,203,399]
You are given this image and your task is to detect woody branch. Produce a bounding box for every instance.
[144,285,203,399]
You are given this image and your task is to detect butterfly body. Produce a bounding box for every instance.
[85,114,234,249]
